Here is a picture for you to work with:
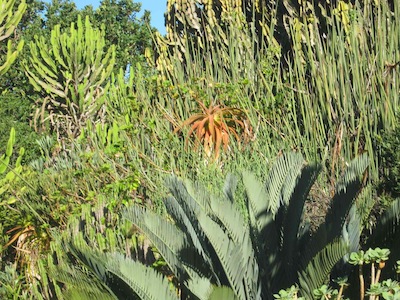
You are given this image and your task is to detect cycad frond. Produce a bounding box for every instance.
[197,210,259,299]
[264,152,305,215]
[342,204,361,253]
[164,176,222,282]
[298,239,349,299]
[324,181,363,241]
[300,155,368,269]
[223,173,238,204]
[66,236,109,283]
[52,236,127,299]
[164,194,216,276]
[105,252,179,300]
[184,270,214,300]
[210,195,247,245]
[184,271,238,300]
[281,164,321,282]
[123,206,187,280]
[63,289,116,300]
[336,153,368,194]
[325,153,369,233]
[242,170,273,233]
[49,262,116,300]
[208,285,239,300]
[166,175,260,298]
[210,197,261,298]
[57,232,179,300]
[242,171,271,235]
[243,170,280,279]
[164,177,210,248]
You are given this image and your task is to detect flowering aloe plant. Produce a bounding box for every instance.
[175,101,251,159]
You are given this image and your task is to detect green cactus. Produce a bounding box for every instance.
[24,15,116,139]
[0,0,26,215]
[153,0,347,78]
[0,0,26,76]
[0,128,25,203]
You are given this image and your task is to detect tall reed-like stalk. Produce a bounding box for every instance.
[128,0,399,195]
[284,0,399,183]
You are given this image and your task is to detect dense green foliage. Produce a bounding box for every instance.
[1,0,400,299]
[46,153,368,299]
[0,0,153,157]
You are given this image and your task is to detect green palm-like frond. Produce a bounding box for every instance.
[342,204,362,253]
[197,210,259,299]
[280,164,321,284]
[166,175,260,299]
[165,194,214,267]
[49,262,116,300]
[223,173,238,204]
[366,198,400,246]
[299,154,368,270]
[56,233,179,300]
[66,236,109,283]
[63,289,116,300]
[49,235,122,299]
[243,170,274,234]
[164,178,214,259]
[298,239,349,298]
[210,194,248,245]
[184,271,214,300]
[208,285,239,300]
[336,153,369,194]
[105,252,179,300]
[264,152,305,215]
[243,170,280,291]
[123,206,188,280]
[164,177,223,284]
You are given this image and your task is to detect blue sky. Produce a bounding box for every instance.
[74,0,167,34]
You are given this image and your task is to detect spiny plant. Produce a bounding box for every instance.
[24,15,116,140]
[174,100,252,159]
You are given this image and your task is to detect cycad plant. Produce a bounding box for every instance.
[48,152,371,299]
[127,152,368,299]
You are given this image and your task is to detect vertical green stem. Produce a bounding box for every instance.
[360,264,365,300]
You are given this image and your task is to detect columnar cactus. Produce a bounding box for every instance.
[150,0,279,78]
[24,15,116,139]
[151,0,337,77]
[0,0,26,75]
